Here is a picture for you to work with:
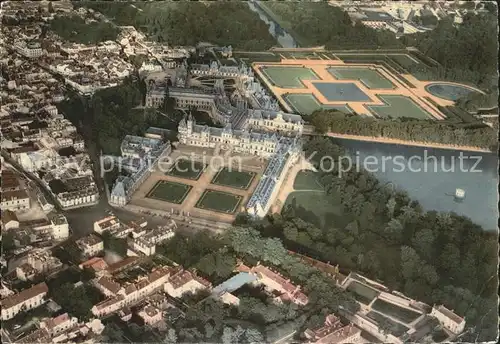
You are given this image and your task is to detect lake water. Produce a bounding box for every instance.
[247,1,298,48]
[330,138,498,232]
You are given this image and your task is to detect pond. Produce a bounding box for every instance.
[425,83,483,101]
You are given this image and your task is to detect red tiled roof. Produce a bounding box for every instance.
[106,257,138,274]
[79,257,108,271]
[96,276,121,294]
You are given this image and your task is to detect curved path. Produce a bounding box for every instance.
[272,156,317,214]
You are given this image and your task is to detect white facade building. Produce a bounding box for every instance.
[164,269,211,298]
[76,233,104,258]
[430,305,466,334]
[93,216,121,234]
[1,282,48,320]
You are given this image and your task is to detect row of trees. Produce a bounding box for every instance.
[275,137,498,342]
[79,1,276,50]
[309,110,497,150]
[50,15,119,44]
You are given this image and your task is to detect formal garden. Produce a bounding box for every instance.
[195,189,243,214]
[146,180,192,204]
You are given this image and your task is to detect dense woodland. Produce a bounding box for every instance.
[50,15,119,44]
[309,110,498,150]
[400,13,498,91]
[58,78,174,156]
[276,137,497,342]
[261,1,403,49]
[78,1,276,50]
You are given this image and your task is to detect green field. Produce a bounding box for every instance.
[293,170,324,191]
[368,95,432,119]
[372,299,421,324]
[211,168,256,190]
[284,93,352,115]
[260,66,319,88]
[328,67,394,89]
[195,189,242,214]
[167,159,206,180]
[283,171,345,228]
[146,181,192,204]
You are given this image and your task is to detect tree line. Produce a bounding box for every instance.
[309,110,497,150]
[275,137,497,342]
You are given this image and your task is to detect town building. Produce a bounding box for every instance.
[239,263,308,306]
[39,313,79,336]
[131,221,176,256]
[304,314,362,344]
[76,233,104,258]
[1,189,30,211]
[1,282,49,320]
[15,249,63,280]
[430,305,466,334]
[1,209,20,230]
[79,257,109,273]
[14,40,44,58]
[164,269,212,298]
[92,267,172,317]
[138,304,162,326]
[93,216,121,234]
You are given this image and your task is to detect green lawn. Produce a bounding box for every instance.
[368,95,432,119]
[195,189,242,214]
[328,67,394,89]
[284,93,352,115]
[166,159,205,180]
[260,66,319,88]
[372,299,421,324]
[146,181,192,204]
[211,168,256,190]
[283,191,345,229]
[293,170,324,191]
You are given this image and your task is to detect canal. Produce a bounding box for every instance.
[247,0,298,48]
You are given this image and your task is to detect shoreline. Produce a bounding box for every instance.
[322,132,494,153]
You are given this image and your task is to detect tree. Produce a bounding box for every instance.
[163,328,178,344]
[310,111,333,133]
[384,219,403,241]
[244,328,264,343]
[400,246,421,280]
[411,228,435,260]
[48,1,54,13]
